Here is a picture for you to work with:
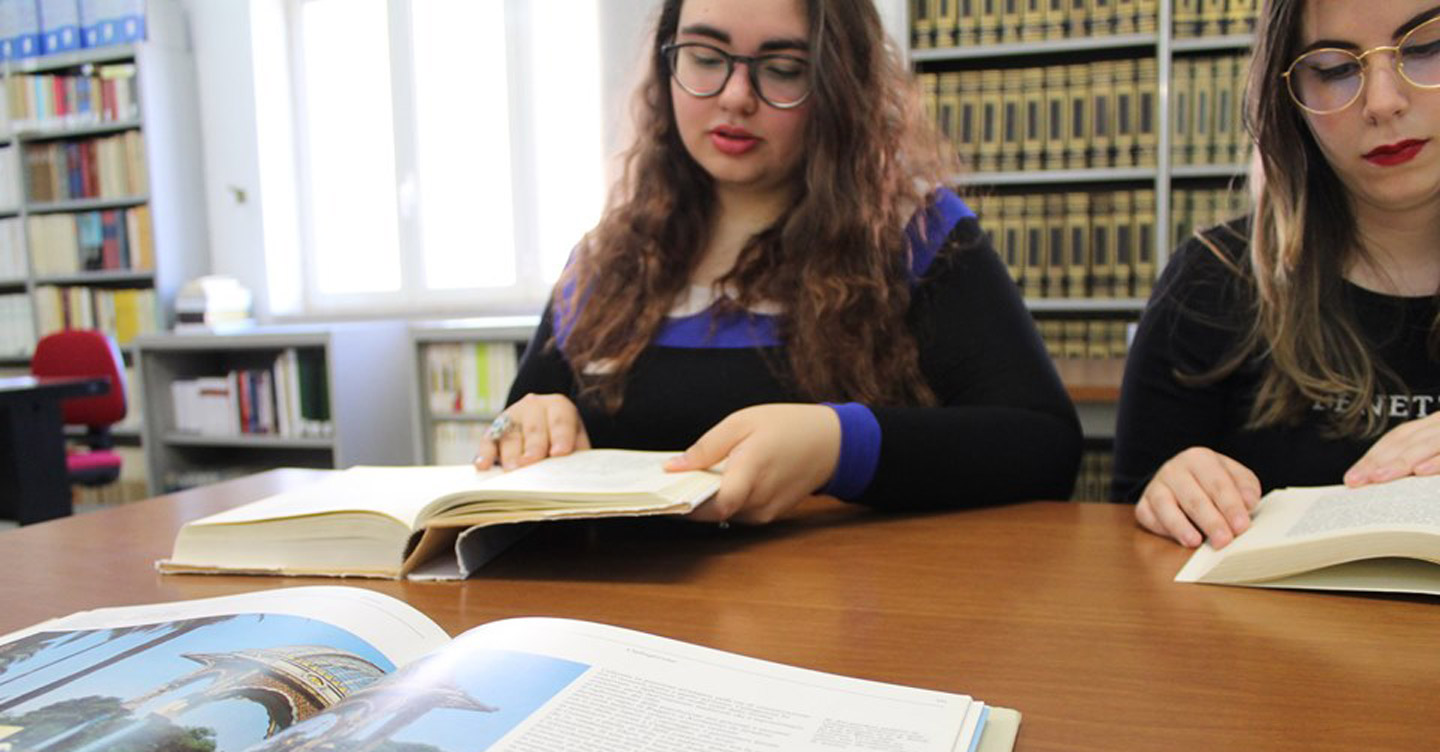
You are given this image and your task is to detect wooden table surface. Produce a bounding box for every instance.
[0,469,1434,751]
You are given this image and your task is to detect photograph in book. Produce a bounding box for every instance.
[0,614,394,751]
[250,648,588,751]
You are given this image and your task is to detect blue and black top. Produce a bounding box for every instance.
[510,189,1082,509]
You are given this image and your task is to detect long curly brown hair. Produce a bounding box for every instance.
[555,0,960,411]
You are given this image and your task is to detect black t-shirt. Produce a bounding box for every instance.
[1112,219,1440,502]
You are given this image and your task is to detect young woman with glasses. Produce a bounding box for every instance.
[474,0,1082,524]
[1114,0,1440,547]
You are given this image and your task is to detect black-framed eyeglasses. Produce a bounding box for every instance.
[662,42,812,109]
[1283,15,1440,115]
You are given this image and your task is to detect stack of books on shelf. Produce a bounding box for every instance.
[1173,0,1258,37]
[921,60,1160,173]
[23,130,147,203]
[1036,316,1135,359]
[3,62,139,131]
[912,0,1160,49]
[33,283,154,344]
[25,205,153,274]
[1071,447,1116,501]
[168,348,333,439]
[424,340,520,417]
[1171,52,1250,167]
[1172,185,1248,245]
[0,293,35,357]
[0,217,23,277]
[970,188,1156,299]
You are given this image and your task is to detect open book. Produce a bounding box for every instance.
[1175,474,1440,595]
[0,587,1020,752]
[158,449,720,580]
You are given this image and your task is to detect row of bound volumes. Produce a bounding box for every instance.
[424,340,521,417]
[1173,0,1258,38]
[2,63,139,132]
[25,204,152,275]
[921,59,1160,173]
[1171,53,1250,167]
[0,0,146,61]
[1036,316,1135,359]
[970,188,1157,299]
[23,129,147,202]
[0,292,35,356]
[33,283,153,344]
[1172,186,1248,246]
[169,348,333,439]
[0,217,22,278]
[912,0,1160,48]
[1071,447,1115,501]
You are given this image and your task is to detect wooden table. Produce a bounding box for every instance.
[0,375,109,524]
[0,469,1434,751]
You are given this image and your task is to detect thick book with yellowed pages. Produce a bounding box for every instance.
[1175,475,1440,596]
[0,587,1021,752]
[158,449,720,580]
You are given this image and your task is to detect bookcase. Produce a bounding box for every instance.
[0,0,206,364]
[909,0,1259,499]
[409,317,539,465]
[0,0,206,504]
[135,322,416,495]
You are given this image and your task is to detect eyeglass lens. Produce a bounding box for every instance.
[1289,17,1440,113]
[667,44,810,106]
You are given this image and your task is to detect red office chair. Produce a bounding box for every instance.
[31,330,128,487]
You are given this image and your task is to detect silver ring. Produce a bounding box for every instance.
[485,413,515,441]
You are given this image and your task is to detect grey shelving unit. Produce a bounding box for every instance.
[0,0,208,366]
[135,322,416,494]
[409,316,539,465]
[908,1,1256,296]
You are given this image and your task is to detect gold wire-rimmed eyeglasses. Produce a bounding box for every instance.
[1283,15,1440,115]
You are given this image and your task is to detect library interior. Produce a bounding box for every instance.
[0,1,1435,751]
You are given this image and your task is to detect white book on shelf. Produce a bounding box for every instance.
[39,0,82,54]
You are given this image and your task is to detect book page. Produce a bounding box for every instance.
[250,617,979,752]
[190,465,506,529]
[0,587,449,752]
[1285,476,1440,537]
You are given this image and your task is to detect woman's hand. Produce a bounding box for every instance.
[473,393,590,471]
[1344,413,1440,487]
[664,404,841,525]
[1135,447,1262,549]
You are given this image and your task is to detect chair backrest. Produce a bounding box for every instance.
[31,330,127,427]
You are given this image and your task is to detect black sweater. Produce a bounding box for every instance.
[509,215,1082,510]
[1113,220,1440,502]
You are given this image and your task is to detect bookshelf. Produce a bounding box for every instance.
[409,317,539,465]
[0,0,208,366]
[909,0,1260,500]
[135,322,416,495]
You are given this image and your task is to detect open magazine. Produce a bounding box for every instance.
[0,587,1020,752]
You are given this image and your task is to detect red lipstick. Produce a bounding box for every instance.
[1363,139,1429,166]
[710,125,759,156]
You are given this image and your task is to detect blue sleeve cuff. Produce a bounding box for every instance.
[820,402,882,500]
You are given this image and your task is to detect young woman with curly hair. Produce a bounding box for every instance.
[476,0,1082,523]
[1115,0,1440,547]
